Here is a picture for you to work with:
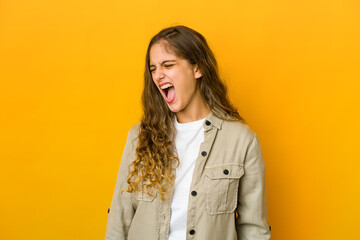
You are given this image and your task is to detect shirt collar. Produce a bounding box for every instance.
[203,110,226,131]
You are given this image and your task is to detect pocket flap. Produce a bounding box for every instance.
[205,164,244,179]
[135,189,157,202]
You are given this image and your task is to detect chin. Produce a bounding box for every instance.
[168,107,180,113]
[167,103,183,113]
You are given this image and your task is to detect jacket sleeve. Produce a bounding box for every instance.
[105,126,137,240]
[236,134,271,240]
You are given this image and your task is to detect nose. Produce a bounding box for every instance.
[153,68,165,82]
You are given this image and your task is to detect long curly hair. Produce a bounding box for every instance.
[122,25,246,201]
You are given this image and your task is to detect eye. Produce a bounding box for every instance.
[165,64,174,68]
[149,69,155,73]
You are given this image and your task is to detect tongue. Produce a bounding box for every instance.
[167,87,175,101]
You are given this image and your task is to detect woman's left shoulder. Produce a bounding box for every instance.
[221,119,257,141]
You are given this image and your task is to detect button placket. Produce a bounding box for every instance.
[158,183,175,240]
[185,120,220,239]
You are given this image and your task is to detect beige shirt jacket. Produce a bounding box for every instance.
[105,111,271,240]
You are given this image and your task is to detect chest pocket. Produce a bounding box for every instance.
[204,164,244,215]
[134,181,157,202]
[135,190,157,202]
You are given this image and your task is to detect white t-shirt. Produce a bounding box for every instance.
[168,115,206,240]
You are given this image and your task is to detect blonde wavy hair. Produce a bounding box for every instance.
[122,25,246,201]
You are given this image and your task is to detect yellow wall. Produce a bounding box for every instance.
[1,0,359,239]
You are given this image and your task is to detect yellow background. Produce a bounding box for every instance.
[1,0,359,239]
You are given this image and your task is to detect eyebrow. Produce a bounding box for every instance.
[149,60,176,68]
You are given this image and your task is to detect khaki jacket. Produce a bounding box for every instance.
[105,111,271,240]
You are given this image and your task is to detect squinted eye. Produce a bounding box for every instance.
[165,64,174,68]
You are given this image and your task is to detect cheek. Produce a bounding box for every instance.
[151,79,161,93]
[151,74,158,86]
[183,75,197,90]
[175,69,196,88]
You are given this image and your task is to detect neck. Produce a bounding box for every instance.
[175,99,211,123]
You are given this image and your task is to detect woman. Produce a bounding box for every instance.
[105,25,271,240]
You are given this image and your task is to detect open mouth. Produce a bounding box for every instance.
[160,83,175,103]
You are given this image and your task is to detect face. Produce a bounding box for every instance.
[149,42,203,116]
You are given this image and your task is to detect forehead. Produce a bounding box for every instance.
[149,42,178,64]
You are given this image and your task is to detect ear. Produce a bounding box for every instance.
[193,64,202,79]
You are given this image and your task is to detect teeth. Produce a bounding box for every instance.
[160,83,173,90]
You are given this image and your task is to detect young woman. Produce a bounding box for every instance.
[105,25,271,240]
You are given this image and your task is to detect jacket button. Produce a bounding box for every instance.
[223,169,229,175]
[189,229,195,235]
[191,191,197,196]
[107,208,110,213]
[201,151,207,157]
[205,120,211,126]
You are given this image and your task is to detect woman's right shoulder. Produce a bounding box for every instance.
[127,122,141,140]
[122,122,141,157]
